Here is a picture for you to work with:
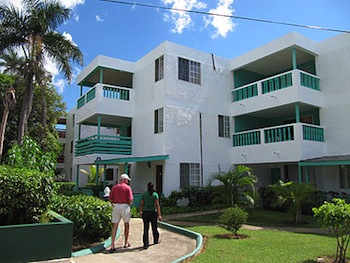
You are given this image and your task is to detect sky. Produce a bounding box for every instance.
[1,0,350,111]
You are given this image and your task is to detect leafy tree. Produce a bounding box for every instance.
[0,73,65,159]
[80,165,105,185]
[5,135,57,175]
[208,165,257,207]
[271,181,317,224]
[0,0,83,144]
[217,206,248,238]
[313,198,350,263]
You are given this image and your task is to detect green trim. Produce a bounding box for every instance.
[77,66,133,87]
[72,227,121,257]
[94,155,169,165]
[159,222,203,263]
[299,160,350,166]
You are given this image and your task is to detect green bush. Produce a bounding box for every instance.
[313,198,350,263]
[49,194,112,239]
[55,182,76,195]
[217,206,248,237]
[0,165,55,225]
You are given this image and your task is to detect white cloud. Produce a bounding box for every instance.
[162,0,207,34]
[205,0,236,38]
[95,15,104,22]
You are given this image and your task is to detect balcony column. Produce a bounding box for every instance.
[298,163,302,183]
[75,164,80,191]
[103,164,107,189]
[295,103,300,123]
[97,115,101,139]
[292,48,297,70]
[125,162,129,174]
[99,67,103,83]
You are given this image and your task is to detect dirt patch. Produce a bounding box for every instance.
[316,256,350,263]
[214,233,249,239]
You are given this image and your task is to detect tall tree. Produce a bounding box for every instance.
[0,0,83,144]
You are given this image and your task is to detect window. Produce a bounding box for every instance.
[180,163,200,187]
[154,108,164,133]
[178,57,201,84]
[106,168,114,181]
[340,165,350,188]
[218,115,230,138]
[155,55,164,82]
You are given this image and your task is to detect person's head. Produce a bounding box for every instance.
[147,181,155,195]
[120,173,131,183]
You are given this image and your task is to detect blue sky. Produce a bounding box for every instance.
[2,0,350,111]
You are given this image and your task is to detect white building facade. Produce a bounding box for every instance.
[64,32,350,196]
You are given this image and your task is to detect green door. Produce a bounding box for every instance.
[271,168,281,184]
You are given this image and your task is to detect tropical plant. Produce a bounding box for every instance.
[217,206,248,237]
[270,180,317,224]
[208,165,257,207]
[80,165,105,184]
[0,0,83,144]
[313,198,350,263]
[5,135,57,175]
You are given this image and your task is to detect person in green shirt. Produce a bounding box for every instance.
[139,181,162,249]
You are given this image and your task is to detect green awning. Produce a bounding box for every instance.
[299,155,350,167]
[94,154,169,165]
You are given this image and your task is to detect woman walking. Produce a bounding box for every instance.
[139,182,162,249]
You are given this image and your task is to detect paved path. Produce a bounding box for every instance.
[36,218,198,263]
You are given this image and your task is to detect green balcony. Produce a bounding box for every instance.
[75,134,132,156]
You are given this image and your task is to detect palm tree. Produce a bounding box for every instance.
[271,180,317,224]
[208,165,258,207]
[80,165,105,185]
[0,0,83,144]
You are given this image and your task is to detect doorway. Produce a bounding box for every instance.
[156,165,163,195]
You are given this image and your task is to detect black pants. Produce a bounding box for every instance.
[142,211,159,247]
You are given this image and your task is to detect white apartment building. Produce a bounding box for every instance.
[64,32,350,196]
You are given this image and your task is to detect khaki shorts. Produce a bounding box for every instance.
[112,204,131,223]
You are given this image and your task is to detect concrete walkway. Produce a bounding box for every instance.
[36,218,199,263]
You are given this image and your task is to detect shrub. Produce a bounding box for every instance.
[55,182,76,195]
[49,194,112,240]
[0,165,55,225]
[217,206,248,237]
[313,198,350,263]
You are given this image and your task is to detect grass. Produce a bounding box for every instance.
[186,226,340,263]
[169,208,350,262]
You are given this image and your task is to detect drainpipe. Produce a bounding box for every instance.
[125,162,129,174]
[80,85,83,96]
[199,112,203,187]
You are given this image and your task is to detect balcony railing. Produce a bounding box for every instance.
[232,123,324,147]
[77,84,131,109]
[75,134,132,156]
[232,69,320,102]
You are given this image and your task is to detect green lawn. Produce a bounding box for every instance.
[186,225,339,263]
[170,209,350,262]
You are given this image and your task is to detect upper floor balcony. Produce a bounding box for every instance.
[231,69,323,117]
[232,122,325,164]
[75,134,132,157]
[75,83,135,125]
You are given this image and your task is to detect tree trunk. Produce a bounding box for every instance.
[17,73,34,144]
[0,109,9,163]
